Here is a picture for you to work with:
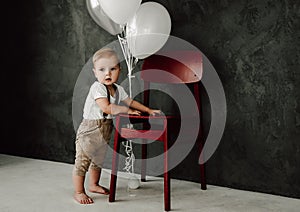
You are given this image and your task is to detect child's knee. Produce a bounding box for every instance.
[90,162,101,171]
[73,154,91,176]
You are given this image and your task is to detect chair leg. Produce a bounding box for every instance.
[196,83,207,190]
[164,167,170,211]
[200,163,207,190]
[199,140,207,190]
[141,139,147,182]
[109,132,121,202]
[164,134,170,211]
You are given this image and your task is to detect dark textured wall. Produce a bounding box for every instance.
[2,0,299,199]
[164,0,300,198]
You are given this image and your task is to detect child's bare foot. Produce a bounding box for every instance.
[74,192,94,204]
[89,184,110,195]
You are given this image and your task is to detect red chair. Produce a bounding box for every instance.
[109,50,206,211]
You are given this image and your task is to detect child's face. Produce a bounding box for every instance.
[93,55,120,86]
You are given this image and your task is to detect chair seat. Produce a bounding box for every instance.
[117,114,171,142]
[118,113,197,120]
[117,114,200,142]
[120,128,166,141]
[118,113,175,120]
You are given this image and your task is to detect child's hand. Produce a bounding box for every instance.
[128,108,142,116]
[148,109,161,116]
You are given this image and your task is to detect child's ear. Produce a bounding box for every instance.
[92,68,96,76]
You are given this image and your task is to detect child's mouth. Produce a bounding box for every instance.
[105,78,112,81]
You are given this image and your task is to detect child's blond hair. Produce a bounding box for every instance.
[92,48,120,67]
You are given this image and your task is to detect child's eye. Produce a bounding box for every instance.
[111,67,116,71]
[98,68,105,72]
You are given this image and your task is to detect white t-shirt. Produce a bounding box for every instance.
[83,81,129,119]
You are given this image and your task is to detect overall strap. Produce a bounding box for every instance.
[103,84,119,119]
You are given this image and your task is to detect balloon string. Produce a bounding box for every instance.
[117,35,130,74]
[122,139,135,174]
[118,27,138,176]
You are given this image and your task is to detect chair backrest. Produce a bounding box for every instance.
[141,50,203,84]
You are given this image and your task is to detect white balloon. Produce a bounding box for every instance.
[99,0,142,25]
[127,2,171,59]
[86,0,122,35]
[128,34,170,59]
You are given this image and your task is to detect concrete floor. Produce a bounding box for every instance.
[0,154,299,212]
